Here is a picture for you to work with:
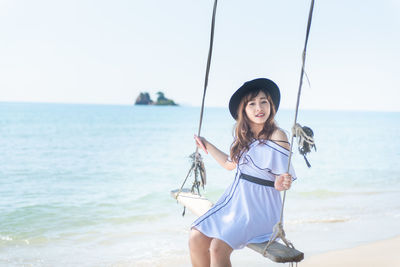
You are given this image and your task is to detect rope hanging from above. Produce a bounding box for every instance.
[263,0,316,255]
[176,0,218,202]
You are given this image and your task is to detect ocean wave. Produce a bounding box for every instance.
[0,235,13,241]
[106,213,170,224]
[0,235,48,247]
[287,217,350,225]
[296,190,389,199]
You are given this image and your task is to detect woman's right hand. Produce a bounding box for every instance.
[274,173,292,191]
[194,135,208,154]
[194,135,236,170]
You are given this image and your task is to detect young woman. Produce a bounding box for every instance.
[190,78,296,267]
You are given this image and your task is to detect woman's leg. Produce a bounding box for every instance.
[189,228,212,267]
[209,238,233,267]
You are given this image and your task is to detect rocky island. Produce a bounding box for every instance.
[135,91,178,106]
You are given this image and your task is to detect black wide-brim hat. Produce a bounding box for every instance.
[229,78,281,120]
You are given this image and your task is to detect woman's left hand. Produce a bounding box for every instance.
[274,173,292,191]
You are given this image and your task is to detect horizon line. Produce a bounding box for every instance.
[1,100,399,113]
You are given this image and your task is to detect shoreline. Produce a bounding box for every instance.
[301,235,400,267]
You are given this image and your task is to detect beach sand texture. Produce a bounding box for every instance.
[302,235,400,267]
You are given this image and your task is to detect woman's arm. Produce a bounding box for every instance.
[194,135,236,171]
[271,129,293,191]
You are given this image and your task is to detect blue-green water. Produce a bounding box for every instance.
[1,103,400,266]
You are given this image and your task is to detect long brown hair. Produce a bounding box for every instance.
[230,89,277,163]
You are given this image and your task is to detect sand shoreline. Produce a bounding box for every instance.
[301,235,400,267]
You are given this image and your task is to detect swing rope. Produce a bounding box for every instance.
[263,0,315,255]
[176,0,218,199]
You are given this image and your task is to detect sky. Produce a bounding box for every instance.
[0,0,399,111]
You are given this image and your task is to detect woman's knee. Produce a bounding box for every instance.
[189,229,211,252]
[209,239,233,260]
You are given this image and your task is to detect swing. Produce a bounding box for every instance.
[171,0,316,264]
[171,189,304,263]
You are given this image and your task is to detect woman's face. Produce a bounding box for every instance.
[244,91,271,126]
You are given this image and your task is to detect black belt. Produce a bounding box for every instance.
[240,173,275,187]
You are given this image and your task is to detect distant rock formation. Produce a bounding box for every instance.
[155,91,177,106]
[135,92,153,105]
[135,91,177,106]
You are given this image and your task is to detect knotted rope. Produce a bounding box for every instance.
[293,123,316,168]
[263,0,315,256]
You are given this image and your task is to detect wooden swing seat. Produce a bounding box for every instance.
[171,188,304,263]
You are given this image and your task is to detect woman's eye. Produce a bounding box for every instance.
[248,102,255,106]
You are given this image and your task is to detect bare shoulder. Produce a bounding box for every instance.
[271,128,290,150]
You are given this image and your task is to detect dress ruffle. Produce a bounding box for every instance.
[239,140,297,180]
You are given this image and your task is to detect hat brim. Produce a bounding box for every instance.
[229,78,281,120]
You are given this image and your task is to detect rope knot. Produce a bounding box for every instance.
[263,221,294,256]
[292,123,316,168]
[189,152,207,192]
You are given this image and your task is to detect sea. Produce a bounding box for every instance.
[1,102,399,267]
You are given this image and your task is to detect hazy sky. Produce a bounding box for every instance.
[1,0,399,111]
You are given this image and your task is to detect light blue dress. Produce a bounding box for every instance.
[191,140,297,249]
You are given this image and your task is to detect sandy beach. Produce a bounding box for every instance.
[301,235,400,267]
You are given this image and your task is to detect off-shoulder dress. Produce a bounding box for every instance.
[191,140,297,249]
